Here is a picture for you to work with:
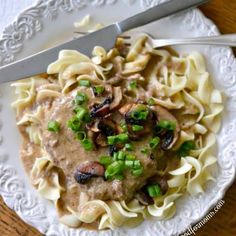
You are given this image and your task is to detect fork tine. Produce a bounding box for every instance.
[74,31,87,35]
[119,35,131,39]
[124,43,131,47]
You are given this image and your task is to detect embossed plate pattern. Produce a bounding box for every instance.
[0,0,236,235]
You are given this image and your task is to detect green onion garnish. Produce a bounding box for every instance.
[131,105,149,121]
[94,86,105,95]
[157,120,176,130]
[125,160,134,169]
[124,143,133,151]
[73,106,91,123]
[141,147,150,154]
[99,156,112,166]
[126,154,136,160]
[79,79,90,87]
[117,151,126,161]
[75,92,87,105]
[149,137,160,149]
[132,125,144,132]
[76,131,86,141]
[105,161,124,179]
[132,167,143,176]
[47,121,60,133]
[177,140,195,157]
[107,133,129,145]
[75,107,87,120]
[67,116,81,132]
[147,184,162,197]
[80,139,94,151]
[147,98,155,106]
[129,81,137,90]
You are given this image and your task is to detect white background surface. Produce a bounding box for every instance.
[0,0,34,35]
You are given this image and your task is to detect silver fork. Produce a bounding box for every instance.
[121,32,236,48]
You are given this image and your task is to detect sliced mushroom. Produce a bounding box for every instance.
[135,191,154,206]
[110,87,122,110]
[90,98,112,118]
[97,119,117,136]
[74,161,105,184]
[160,130,174,150]
[109,145,119,156]
[119,103,133,115]
[86,120,100,133]
[95,133,108,147]
[151,105,180,149]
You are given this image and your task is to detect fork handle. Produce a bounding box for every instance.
[117,0,208,32]
[154,34,236,47]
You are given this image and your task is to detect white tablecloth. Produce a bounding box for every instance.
[0,0,34,35]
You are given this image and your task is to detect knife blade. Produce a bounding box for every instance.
[0,0,208,83]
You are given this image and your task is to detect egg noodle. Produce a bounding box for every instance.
[12,36,223,229]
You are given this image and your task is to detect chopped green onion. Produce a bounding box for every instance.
[113,152,118,160]
[133,160,141,169]
[131,105,149,121]
[129,81,137,90]
[99,156,112,166]
[82,112,92,123]
[67,116,81,132]
[147,98,155,106]
[147,184,162,197]
[76,131,86,141]
[107,133,129,145]
[79,79,90,87]
[80,139,94,151]
[125,160,134,169]
[157,120,176,130]
[117,151,126,160]
[93,85,105,95]
[105,161,124,179]
[149,137,160,149]
[124,143,133,151]
[141,147,150,154]
[47,121,60,133]
[132,167,143,177]
[75,92,87,105]
[75,107,87,120]
[177,140,195,157]
[132,125,144,132]
[126,154,136,160]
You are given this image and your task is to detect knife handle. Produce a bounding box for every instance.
[117,0,208,33]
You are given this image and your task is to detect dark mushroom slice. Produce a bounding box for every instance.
[135,191,154,206]
[150,105,180,149]
[95,133,108,147]
[74,161,105,184]
[97,119,117,136]
[109,145,119,156]
[90,97,112,118]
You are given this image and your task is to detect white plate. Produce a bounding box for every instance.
[0,1,236,235]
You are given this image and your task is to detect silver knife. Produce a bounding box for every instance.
[0,0,208,83]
